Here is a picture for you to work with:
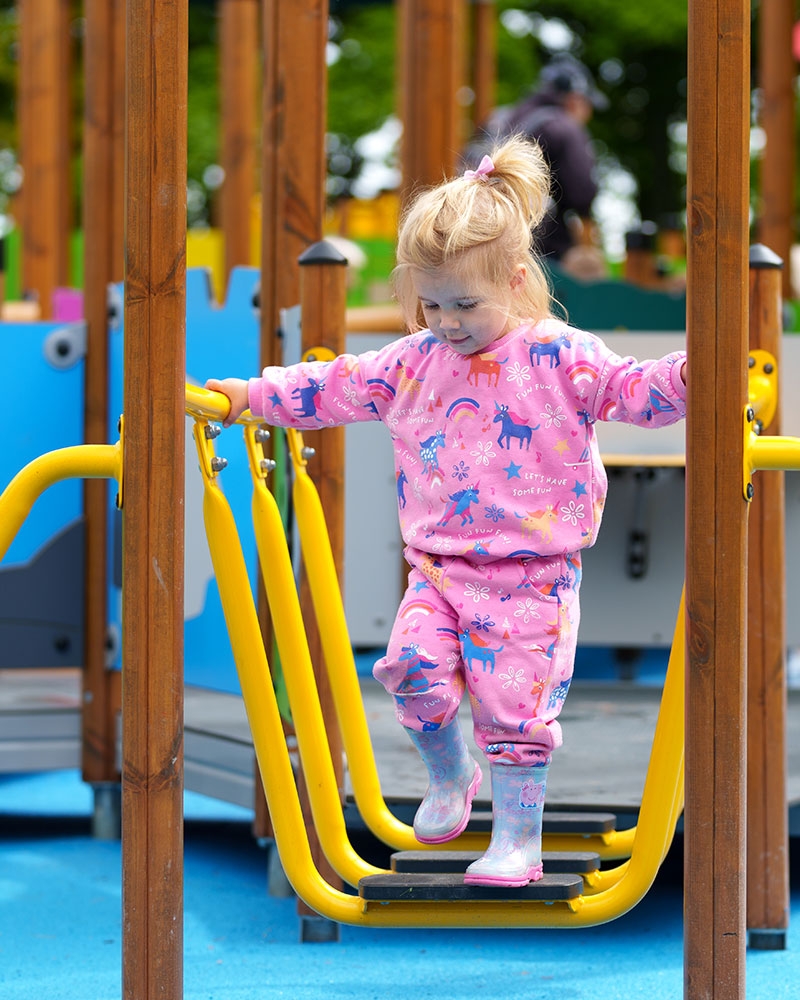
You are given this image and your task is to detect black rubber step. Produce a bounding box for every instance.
[466,810,616,835]
[359,871,583,902]
[390,850,600,875]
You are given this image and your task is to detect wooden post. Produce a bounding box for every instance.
[220,0,259,282]
[297,240,347,912]
[261,0,341,938]
[757,0,795,301]
[81,0,125,792]
[746,243,789,950]
[685,1,751,997]
[18,0,71,317]
[471,0,496,131]
[399,0,465,195]
[123,2,187,997]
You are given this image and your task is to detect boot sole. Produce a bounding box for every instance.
[415,763,483,844]
[463,861,544,887]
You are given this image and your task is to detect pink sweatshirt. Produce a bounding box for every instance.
[249,318,686,561]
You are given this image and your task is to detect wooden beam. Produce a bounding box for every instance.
[18,0,71,317]
[220,0,259,282]
[122,2,187,997]
[746,245,789,948]
[81,0,124,787]
[685,0,750,997]
[399,0,465,195]
[757,0,795,300]
[471,0,496,131]
[261,0,339,930]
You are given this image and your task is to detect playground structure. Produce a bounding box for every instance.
[3,0,800,998]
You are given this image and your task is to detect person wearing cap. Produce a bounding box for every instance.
[463,54,608,262]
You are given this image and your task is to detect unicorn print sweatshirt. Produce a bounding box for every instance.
[248,318,687,561]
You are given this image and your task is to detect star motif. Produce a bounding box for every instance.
[553,439,569,456]
[571,480,588,498]
[412,580,430,593]
[503,461,522,480]
[269,392,283,408]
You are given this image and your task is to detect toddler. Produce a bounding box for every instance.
[206,136,687,887]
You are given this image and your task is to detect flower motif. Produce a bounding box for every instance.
[432,535,453,553]
[541,403,565,428]
[452,460,470,481]
[464,582,490,602]
[514,598,541,623]
[506,362,531,388]
[499,665,526,692]
[446,650,460,672]
[470,440,496,466]
[560,500,585,526]
[471,613,495,632]
[412,478,424,502]
[484,503,505,522]
[342,384,358,404]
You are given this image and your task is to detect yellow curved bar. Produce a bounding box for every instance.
[0,443,122,563]
[203,423,683,926]
[184,383,261,425]
[195,420,382,887]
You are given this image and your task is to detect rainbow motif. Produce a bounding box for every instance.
[400,599,438,619]
[624,371,644,398]
[597,399,618,421]
[445,396,480,422]
[565,361,599,387]
[367,378,396,402]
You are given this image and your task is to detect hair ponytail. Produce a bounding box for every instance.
[393,135,555,332]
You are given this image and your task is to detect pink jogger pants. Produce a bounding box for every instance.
[373,546,581,765]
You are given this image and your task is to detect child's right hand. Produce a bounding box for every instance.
[204,377,250,427]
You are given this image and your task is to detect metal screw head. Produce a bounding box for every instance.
[301,446,316,460]
[764,362,774,374]
[260,458,277,473]
[754,419,763,435]
[306,354,317,363]
[114,492,121,509]
[204,423,222,439]
[211,456,228,472]
[746,406,755,422]
[255,427,271,443]
[746,482,754,500]
[748,356,756,368]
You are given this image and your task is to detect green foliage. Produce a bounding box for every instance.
[328,6,396,140]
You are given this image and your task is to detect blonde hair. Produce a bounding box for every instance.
[392,135,554,333]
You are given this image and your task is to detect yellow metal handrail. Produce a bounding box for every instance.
[0,441,123,563]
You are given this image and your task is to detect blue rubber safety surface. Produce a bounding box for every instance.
[1,770,797,1000]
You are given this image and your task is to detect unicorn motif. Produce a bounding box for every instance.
[526,333,572,368]
[419,430,446,478]
[395,359,425,397]
[467,353,508,387]
[437,484,480,527]
[516,505,558,543]
[459,628,503,673]
[395,643,442,695]
[493,403,538,450]
[291,377,326,419]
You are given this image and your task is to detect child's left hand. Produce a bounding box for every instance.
[680,362,686,385]
[204,377,249,426]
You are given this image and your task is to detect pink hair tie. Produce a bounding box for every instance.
[463,154,495,180]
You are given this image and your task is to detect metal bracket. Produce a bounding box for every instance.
[747,349,777,430]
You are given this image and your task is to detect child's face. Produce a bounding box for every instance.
[414,268,520,355]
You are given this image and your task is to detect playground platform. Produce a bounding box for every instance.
[4,665,800,825]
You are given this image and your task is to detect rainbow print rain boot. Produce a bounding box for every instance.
[464,761,548,886]
[405,719,483,844]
